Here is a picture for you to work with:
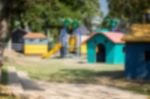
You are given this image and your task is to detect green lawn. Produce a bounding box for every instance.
[4,56,150,96]
[7,57,123,82]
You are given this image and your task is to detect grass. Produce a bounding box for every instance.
[0,96,15,99]
[0,84,16,99]
[0,92,15,99]
[1,66,8,84]
[12,59,123,82]
[0,65,15,99]
[4,56,150,96]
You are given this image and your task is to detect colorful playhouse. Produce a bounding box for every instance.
[86,32,125,64]
[24,33,48,55]
[123,24,150,80]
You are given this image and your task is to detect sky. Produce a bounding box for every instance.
[99,0,109,16]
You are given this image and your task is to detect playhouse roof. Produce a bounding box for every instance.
[24,32,47,39]
[83,32,125,44]
[123,24,150,42]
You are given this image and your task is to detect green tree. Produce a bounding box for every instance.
[23,0,100,31]
[21,0,101,37]
[108,0,150,23]
[0,0,30,66]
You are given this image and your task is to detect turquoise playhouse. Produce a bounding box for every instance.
[86,32,125,64]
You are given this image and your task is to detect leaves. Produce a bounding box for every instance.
[12,0,100,31]
[108,0,150,23]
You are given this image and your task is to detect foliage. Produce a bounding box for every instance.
[107,0,150,23]
[16,0,100,32]
[0,0,27,19]
[0,0,100,31]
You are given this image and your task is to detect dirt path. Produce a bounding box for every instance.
[21,80,147,99]
[6,68,147,99]
[4,50,148,99]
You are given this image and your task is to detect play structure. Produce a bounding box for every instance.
[95,18,121,33]
[81,35,89,55]
[24,33,48,55]
[123,10,150,80]
[85,32,125,64]
[11,17,89,58]
[42,18,82,58]
[42,42,62,58]
[69,35,77,53]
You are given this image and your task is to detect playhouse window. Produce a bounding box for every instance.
[145,51,150,62]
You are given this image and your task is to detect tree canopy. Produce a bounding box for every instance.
[6,0,100,31]
[108,0,150,23]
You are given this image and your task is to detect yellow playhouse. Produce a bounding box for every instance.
[23,33,48,55]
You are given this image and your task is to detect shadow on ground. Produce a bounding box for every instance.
[41,69,150,95]
[47,69,125,84]
[19,77,44,91]
[8,69,44,91]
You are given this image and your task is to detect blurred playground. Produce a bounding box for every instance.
[0,0,149,99]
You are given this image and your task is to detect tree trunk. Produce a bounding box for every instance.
[0,19,8,67]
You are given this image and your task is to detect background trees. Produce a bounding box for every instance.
[13,0,101,32]
[107,0,150,23]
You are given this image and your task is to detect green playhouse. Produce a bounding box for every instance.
[86,32,125,64]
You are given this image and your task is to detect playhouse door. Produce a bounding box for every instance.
[96,44,105,63]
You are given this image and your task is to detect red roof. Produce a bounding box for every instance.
[24,32,47,39]
[83,32,125,44]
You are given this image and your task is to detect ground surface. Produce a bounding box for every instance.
[2,50,150,98]
[22,81,147,99]
[6,68,148,99]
